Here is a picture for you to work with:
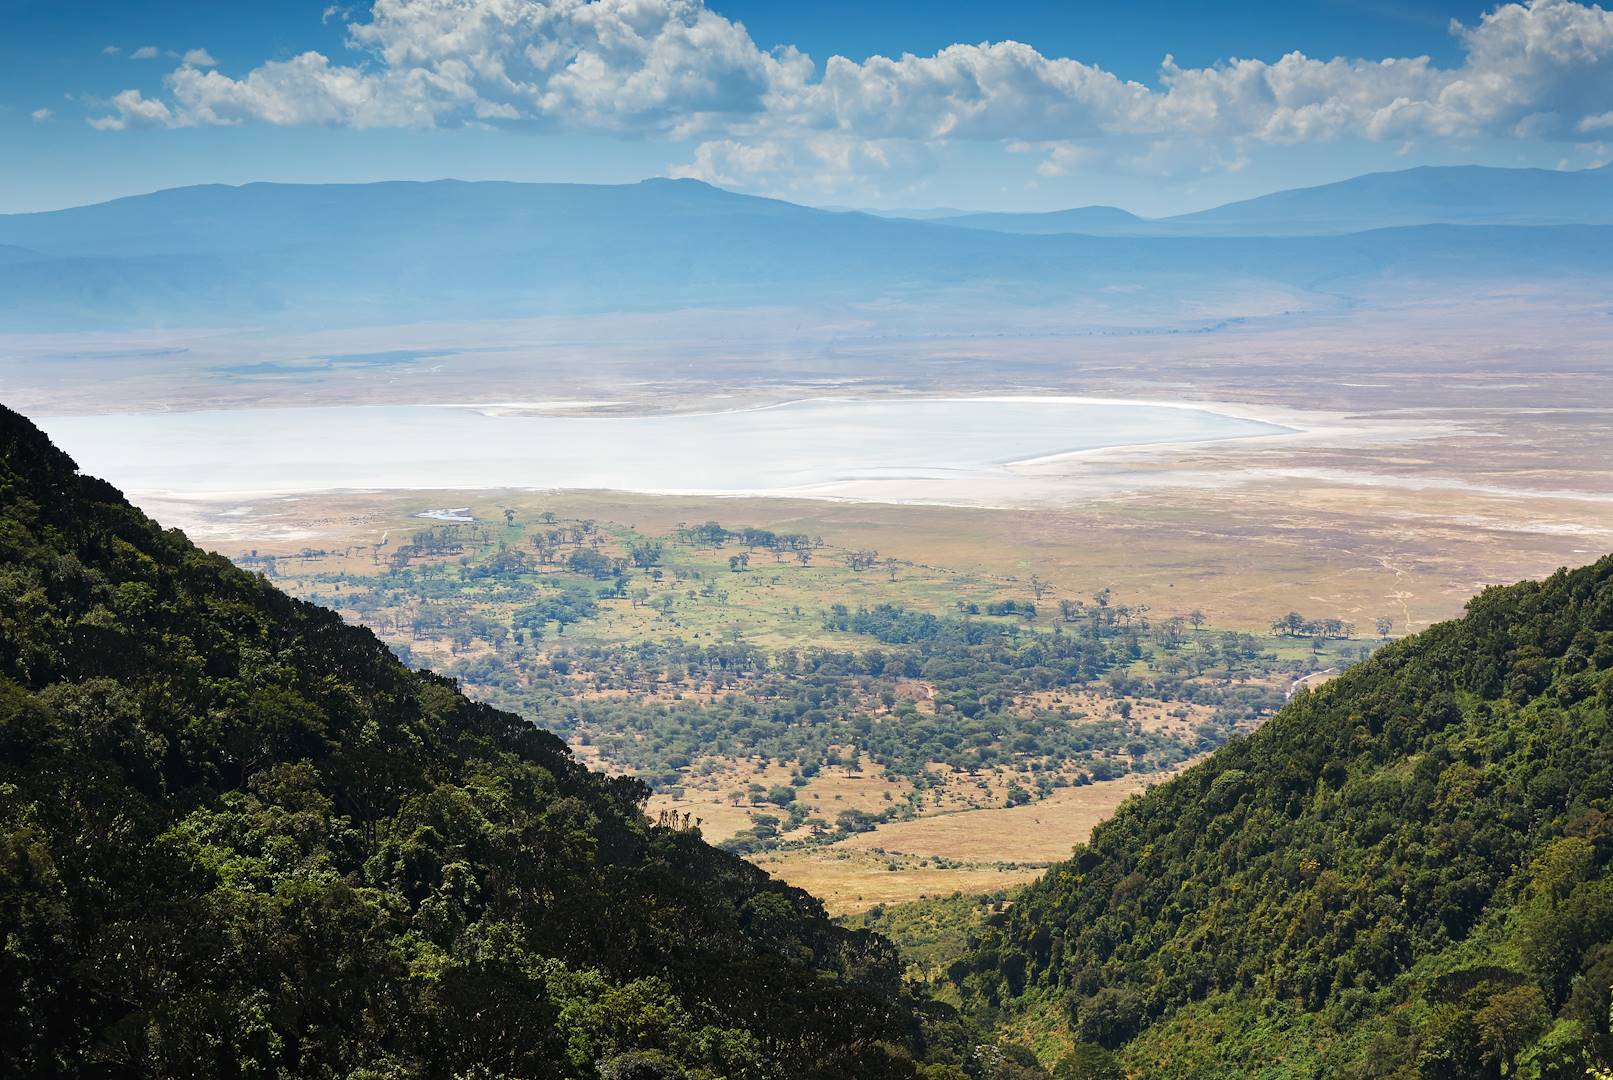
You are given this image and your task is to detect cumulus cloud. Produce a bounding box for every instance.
[182,48,219,67]
[91,0,802,133]
[101,45,120,56]
[87,0,1613,185]
[31,107,54,123]
[130,45,159,60]
[88,89,174,130]
[669,134,938,195]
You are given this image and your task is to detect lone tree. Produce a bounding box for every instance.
[1188,609,1207,631]
[1376,615,1394,639]
[1030,575,1055,601]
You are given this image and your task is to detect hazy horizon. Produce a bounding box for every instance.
[4,157,1609,220]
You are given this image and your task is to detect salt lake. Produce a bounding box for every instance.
[35,397,1291,498]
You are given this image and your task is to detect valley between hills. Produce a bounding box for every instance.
[20,289,1612,918]
[79,300,1610,915]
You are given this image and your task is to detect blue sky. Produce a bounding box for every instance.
[4,0,1611,214]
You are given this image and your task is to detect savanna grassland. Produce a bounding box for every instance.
[138,323,1613,912]
[223,494,1389,911]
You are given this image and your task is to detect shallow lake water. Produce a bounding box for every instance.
[36,398,1289,497]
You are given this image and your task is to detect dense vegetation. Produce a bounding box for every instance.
[952,552,1613,1077]
[265,517,1362,860]
[469,634,1225,784]
[0,405,976,1078]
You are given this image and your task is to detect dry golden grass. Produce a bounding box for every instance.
[744,765,1190,914]
[1012,689,1214,738]
[644,760,914,843]
[751,849,1043,916]
[180,450,1612,641]
[839,769,1174,864]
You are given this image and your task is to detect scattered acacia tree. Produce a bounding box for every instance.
[628,541,663,568]
[845,550,880,572]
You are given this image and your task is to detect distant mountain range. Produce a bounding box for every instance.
[1167,162,1613,233]
[0,164,1609,331]
[919,163,1613,236]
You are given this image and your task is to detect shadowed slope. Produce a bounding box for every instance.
[0,402,959,1078]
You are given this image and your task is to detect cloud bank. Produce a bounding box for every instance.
[91,0,1613,187]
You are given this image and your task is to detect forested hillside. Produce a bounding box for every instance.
[953,551,1613,1077]
[0,403,968,1078]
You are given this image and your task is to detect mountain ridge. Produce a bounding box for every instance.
[1164,162,1613,233]
[2,174,1610,332]
[918,163,1613,236]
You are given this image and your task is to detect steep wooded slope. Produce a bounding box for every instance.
[0,403,957,1079]
[955,554,1613,1078]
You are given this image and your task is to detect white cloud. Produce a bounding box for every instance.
[104,0,801,133]
[1009,141,1097,179]
[88,88,175,130]
[31,107,54,123]
[670,135,935,195]
[130,46,160,60]
[87,0,1613,186]
[101,45,120,56]
[182,48,219,67]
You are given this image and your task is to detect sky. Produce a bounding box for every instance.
[3,0,1611,215]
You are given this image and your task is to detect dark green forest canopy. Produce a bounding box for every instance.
[0,404,969,1078]
[953,548,1613,1077]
